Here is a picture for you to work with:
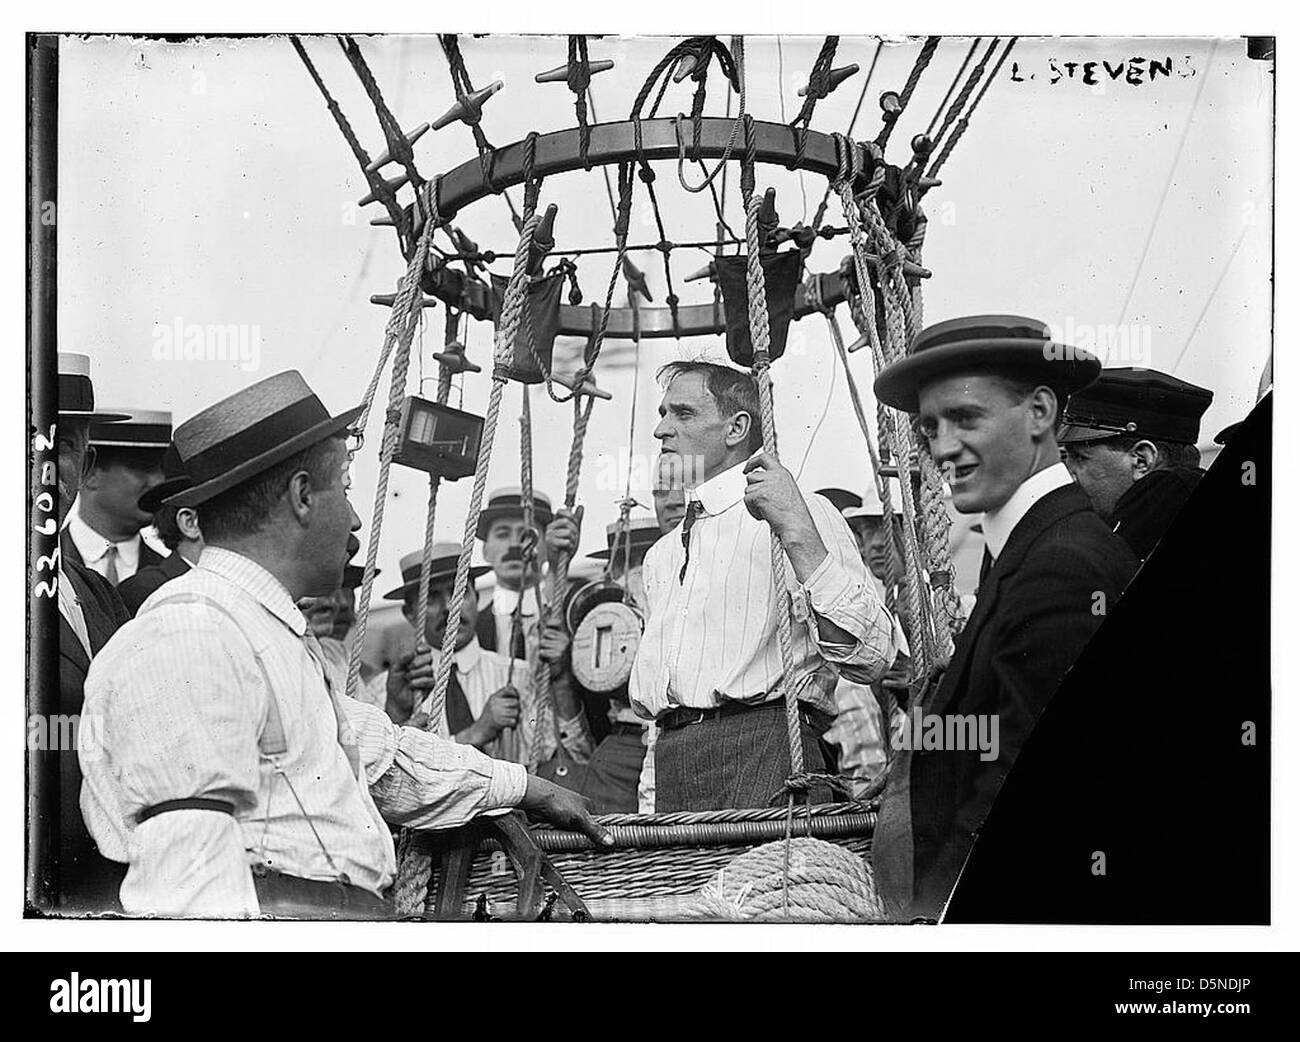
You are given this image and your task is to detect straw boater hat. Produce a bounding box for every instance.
[57,353,129,423]
[841,477,905,522]
[90,408,172,450]
[137,443,191,514]
[586,516,662,561]
[475,487,555,540]
[873,315,1101,413]
[383,542,491,601]
[167,370,363,508]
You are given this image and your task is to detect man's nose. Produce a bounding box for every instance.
[349,502,362,532]
[652,414,672,441]
[929,423,962,464]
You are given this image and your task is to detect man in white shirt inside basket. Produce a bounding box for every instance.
[629,361,900,812]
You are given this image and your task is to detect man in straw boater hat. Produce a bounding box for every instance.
[79,370,610,918]
[62,408,171,586]
[1058,367,1213,562]
[49,353,131,911]
[116,442,205,615]
[870,316,1138,921]
[371,543,592,768]
[629,360,901,812]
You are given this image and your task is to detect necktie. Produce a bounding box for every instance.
[302,630,361,778]
[103,543,120,585]
[444,663,476,736]
[678,500,704,584]
[978,547,994,588]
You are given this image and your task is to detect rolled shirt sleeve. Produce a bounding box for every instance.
[346,698,528,830]
[796,496,899,682]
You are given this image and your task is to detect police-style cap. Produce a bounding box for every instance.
[1058,367,1213,446]
[873,315,1101,413]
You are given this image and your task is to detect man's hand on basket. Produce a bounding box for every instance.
[521,775,614,847]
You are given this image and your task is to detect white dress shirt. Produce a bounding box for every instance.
[79,546,527,918]
[67,503,143,583]
[981,462,1075,560]
[363,636,593,768]
[629,461,899,720]
[488,583,540,655]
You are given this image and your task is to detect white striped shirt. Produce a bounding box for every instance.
[79,546,527,917]
[364,637,594,769]
[629,462,899,719]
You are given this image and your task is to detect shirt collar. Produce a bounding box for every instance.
[492,583,539,617]
[67,503,138,568]
[981,462,1074,560]
[454,637,483,673]
[197,546,307,636]
[692,460,749,516]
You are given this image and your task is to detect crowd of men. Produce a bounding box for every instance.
[45,312,1259,921]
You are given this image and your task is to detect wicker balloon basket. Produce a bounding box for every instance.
[402,801,882,922]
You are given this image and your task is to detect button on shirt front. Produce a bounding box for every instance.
[629,461,899,719]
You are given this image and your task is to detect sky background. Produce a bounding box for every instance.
[57,34,1273,602]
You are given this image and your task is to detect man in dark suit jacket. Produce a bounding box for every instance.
[61,409,170,586]
[871,317,1138,921]
[48,352,132,912]
[57,557,131,910]
[116,446,202,616]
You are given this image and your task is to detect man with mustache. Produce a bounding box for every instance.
[870,316,1138,921]
[373,543,592,768]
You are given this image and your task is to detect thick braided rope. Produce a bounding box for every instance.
[687,837,887,922]
[429,214,540,729]
[929,38,1017,179]
[741,193,803,780]
[344,225,435,706]
[860,204,960,654]
[832,140,931,674]
[518,388,556,767]
[545,394,596,612]
[866,236,940,670]
[394,249,528,916]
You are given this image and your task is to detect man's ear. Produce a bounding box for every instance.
[286,469,314,524]
[1026,386,1060,437]
[1130,439,1160,477]
[726,410,754,450]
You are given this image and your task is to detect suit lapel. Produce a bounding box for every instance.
[60,529,84,569]
[161,550,191,579]
[927,485,1091,718]
[59,612,91,677]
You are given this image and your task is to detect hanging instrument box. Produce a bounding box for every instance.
[392,396,484,480]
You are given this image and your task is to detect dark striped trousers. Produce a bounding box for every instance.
[654,700,831,812]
